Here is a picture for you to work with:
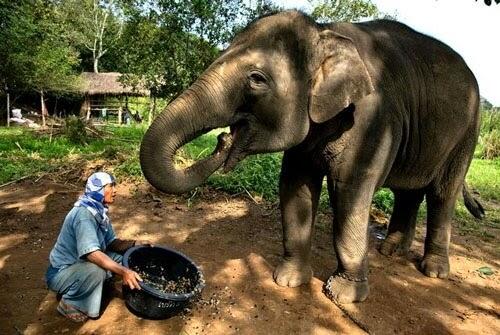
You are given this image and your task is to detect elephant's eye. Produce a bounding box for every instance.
[248,71,268,88]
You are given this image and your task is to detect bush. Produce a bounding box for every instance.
[480,129,500,159]
[372,188,394,213]
[477,110,500,159]
[115,156,142,178]
[64,116,89,145]
[207,153,282,201]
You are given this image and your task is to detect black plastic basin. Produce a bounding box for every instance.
[122,245,205,319]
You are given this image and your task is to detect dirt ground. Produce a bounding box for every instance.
[0,180,498,335]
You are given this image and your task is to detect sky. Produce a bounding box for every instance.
[272,0,500,106]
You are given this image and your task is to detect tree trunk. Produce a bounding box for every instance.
[5,83,10,127]
[40,90,47,127]
[93,57,99,73]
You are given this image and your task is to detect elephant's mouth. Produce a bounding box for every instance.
[213,121,250,173]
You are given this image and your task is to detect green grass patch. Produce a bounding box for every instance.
[373,188,395,214]
[475,110,500,159]
[454,201,499,239]
[1,126,498,233]
[0,126,142,184]
[207,153,282,201]
[466,158,500,201]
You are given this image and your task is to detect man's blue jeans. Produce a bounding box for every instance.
[47,251,122,318]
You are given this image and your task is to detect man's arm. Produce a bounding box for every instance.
[86,250,142,290]
[107,238,136,254]
[107,238,153,254]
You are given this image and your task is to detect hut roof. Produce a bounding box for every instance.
[80,72,149,96]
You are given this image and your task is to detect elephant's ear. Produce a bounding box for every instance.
[309,30,374,123]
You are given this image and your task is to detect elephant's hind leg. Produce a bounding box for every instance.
[273,151,323,288]
[421,137,475,279]
[380,189,425,256]
[420,189,458,278]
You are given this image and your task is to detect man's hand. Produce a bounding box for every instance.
[122,268,143,290]
[86,250,143,290]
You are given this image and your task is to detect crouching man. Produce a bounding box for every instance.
[46,172,148,322]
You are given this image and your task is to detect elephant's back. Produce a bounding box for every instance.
[348,19,479,101]
[333,20,481,188]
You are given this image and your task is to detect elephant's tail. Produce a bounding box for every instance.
[462,182,485,219]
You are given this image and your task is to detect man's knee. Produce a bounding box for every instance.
[82,262,107,284]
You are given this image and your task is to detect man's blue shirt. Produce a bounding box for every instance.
[46,206,116,283]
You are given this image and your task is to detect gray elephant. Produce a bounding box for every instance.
[140,11,484,303]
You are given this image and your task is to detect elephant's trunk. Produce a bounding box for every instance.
[140,74,234,194]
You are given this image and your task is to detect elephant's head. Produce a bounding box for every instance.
[140,11,373,194]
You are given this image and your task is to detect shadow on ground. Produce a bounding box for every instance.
[0,181,498,335]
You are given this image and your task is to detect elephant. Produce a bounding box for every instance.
[140,11,484,303]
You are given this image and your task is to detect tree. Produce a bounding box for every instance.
[244,0,284,22]
[117,0,245,105]
[309,0,381,23]
[58,0,123,73]
[481,96,494,110]
[0,0,80,126]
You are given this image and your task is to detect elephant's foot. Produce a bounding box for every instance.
[379,232,411,257]
[323,272,369,304]
[273,260,312,288]
[421,253,449,278]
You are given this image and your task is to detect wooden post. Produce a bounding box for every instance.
[41,90,47,127]
[86,96,91,120]
[5,83,10,127]
[119,95,123,125]
[118,106,122,125]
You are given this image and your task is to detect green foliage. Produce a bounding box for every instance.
[208,153,282,201]
[481,97,494,110]
[480,129,500,159]
[0,0,80,95]
[114,155,142,178]
[105,123,146,140]
[372,188,395,213]
[64,116,89,145]
[466,158,500,201]
[57,0,124,73]
[117,0,245,99]
[1,125,498,233]
[454,200,498,238]
[0,126,139,184]
[177,130,283,201]
[476,110,500,159]
[309,0,380,22]
[243,0,284,21]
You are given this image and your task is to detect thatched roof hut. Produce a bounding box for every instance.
[79,72,149,123]
[80,72,149,96]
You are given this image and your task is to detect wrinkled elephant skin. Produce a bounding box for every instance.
[140,11,483,304]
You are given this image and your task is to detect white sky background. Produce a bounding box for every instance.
[271,0,500,106]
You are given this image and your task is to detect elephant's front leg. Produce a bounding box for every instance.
[324,178,373,303]
[273,152,323,287]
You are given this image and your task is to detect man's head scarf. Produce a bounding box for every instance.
[74,172,116,228]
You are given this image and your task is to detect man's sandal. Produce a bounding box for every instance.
[57,299,89,322]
